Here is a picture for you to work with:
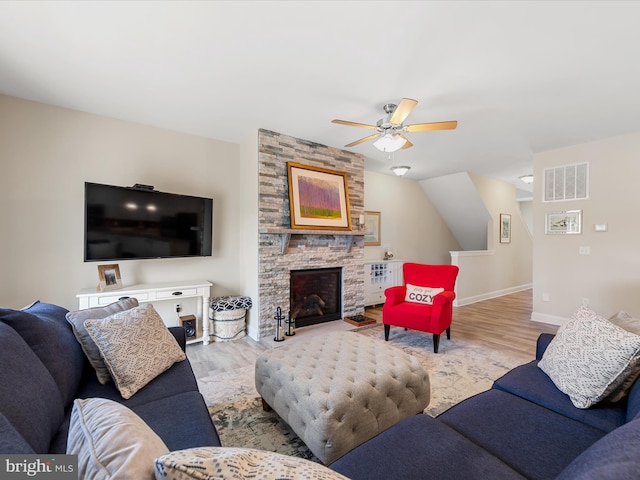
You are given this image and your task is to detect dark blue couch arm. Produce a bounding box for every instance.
[169,326,187,352]
[536,333,555,360]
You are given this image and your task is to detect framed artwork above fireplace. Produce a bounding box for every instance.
[287,162,352,231]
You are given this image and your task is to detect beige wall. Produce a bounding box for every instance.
[472,174,533,279]
[450,174,532,304]
[0,95,243,312]
[532,131,640,324]
[363,171,461,264]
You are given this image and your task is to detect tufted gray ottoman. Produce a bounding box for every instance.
[254,331,430,464]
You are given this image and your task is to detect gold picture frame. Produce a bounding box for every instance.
[364,211,381,246]
[287,162,352,230]
[97,264,123,291]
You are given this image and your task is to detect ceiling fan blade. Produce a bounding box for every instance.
[403,120,458,132]
[389,98,418,125]
[345,133,380,147]
[398,135,413,150]
[332,119,378,130]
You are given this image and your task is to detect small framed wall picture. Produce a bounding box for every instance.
[500,213,511,244]
[545,210,582,235]
[364,211,381,246]
[97,264,123,291]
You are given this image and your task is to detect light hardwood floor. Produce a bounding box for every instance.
[186,288,558,378]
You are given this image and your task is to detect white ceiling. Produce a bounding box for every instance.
[2,1,640,195]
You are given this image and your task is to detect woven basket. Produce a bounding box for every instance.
[212,308,246,321]
[211,308,247,341]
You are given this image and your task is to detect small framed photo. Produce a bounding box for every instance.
[364,211,381,246]
[97,264,123,291]
[545,210,582,235]
[500,213,511,244]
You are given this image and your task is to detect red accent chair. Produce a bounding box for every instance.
[383,263,459,353]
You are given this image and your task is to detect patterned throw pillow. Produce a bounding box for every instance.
[154,447,349,480]
[404,284,444,305]
[605,311,640,402]
[538,306,640,408]
[67,398,168,480]
[84,304,186,399]
[66,298,139,384]
[609,311,640,335]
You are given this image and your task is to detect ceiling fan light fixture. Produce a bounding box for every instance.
[373,133,407,152]
[519,174,534,184]
[390,165,411,176]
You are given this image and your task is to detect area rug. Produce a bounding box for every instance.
[204,326,529,462]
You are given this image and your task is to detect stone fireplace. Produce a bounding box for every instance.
[290,267,342,328]
[257,129,366,339]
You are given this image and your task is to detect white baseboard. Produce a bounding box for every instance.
[530,311,568,327]
[454,283,532,307]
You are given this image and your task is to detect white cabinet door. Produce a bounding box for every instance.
[364,261,403,307]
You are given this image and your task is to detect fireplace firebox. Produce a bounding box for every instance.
[290,267,342,328]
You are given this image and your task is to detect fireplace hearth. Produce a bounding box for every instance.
[290,267,342,328]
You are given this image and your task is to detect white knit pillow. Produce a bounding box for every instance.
[154,447,349,480]
[539,306,640,408]
[405,284,444,305]
[67,398,168,480]
[84,304,186,399]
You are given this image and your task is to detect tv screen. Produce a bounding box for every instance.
[84,182,213,262]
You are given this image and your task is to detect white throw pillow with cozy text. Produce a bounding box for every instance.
[405,284,444,305]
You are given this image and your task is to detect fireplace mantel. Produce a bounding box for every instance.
[259,228,365,254]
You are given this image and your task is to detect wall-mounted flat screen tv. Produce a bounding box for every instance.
[84,182,213,262]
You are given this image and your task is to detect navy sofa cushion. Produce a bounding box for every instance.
[493,361,627,433]
[45,329,206,454]
[557,416,640,480]
[625,374,640,422]
[0,413,36,454]
[48,391,221,454]
[0,303,84,409]
[133,391,221,451]
[536,333,555,360]
[169,326,187,351]
[0,322,64,453]
[438,389,606,480]
[76,355,198,408]
[329,414,525,480]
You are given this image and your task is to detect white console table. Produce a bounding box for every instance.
[76,280,213,345]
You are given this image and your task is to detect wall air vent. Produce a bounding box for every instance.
[543,163,589,202]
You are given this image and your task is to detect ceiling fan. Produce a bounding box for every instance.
[332,98,457,152]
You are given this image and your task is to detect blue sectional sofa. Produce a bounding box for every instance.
[0,301,220,455]
[330,333,640,480]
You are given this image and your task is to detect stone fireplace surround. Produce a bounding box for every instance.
[257,129,366,339]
